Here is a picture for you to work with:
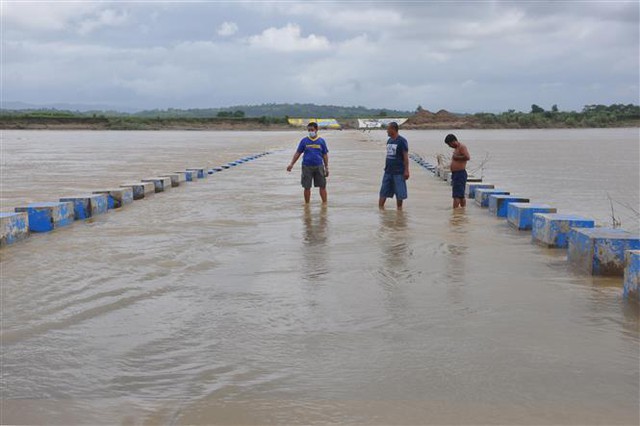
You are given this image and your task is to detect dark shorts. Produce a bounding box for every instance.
[451,169,467,199]
[301,165,326,189]
[379,172,408,200]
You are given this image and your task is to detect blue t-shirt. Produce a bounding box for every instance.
[384,135,408,174]
[297,137,328,166]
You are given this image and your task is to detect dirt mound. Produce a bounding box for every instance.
[404,108,476,129]
[405,109,462,125]
[405,109,434,125]
[434,109,460,121]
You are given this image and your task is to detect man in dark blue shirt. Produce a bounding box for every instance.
[378,122,409,209]
[287,122,329,204]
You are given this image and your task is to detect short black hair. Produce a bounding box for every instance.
[307,122,318,130]
[388,121,399,132]
[444,134,457,145]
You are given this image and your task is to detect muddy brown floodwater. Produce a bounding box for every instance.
[1,129,638,425]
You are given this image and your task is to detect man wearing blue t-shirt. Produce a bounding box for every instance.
[378,122,409,209]
[287,122,329,204]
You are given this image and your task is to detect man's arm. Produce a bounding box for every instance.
[323,153,329,177]
[403,150,410,180]
[287,151,302,172]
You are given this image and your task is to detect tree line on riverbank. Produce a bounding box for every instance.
[472,104,639,128]
[0,103,637,130]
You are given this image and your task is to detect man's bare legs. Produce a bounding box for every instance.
[319,187,327,203]
[379,197,404,210]
[304,187,327,204]
[453,197,466,209]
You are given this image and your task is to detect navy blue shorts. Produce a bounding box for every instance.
[379,172,408,200]
[451,170,467,199]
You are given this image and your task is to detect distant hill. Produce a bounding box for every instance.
[1,101,141,114]
[132,103,413,119]
[0,102,412,119]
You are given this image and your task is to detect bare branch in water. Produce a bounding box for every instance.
[607,192,623,229]
[468,152,491,179]
[611,198,640,216]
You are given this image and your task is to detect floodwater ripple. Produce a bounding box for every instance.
[1,129,638,425]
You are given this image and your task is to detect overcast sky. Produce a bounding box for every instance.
[2,1,639,112]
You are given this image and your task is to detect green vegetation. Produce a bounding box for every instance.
[474,104,640,128]
[216,110,245,118]
[130,103,410,119]
[0,111,289,130]
[0,103,637,129]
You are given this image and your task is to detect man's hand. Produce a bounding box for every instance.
[404,170,410,180]
[286,164,293,172]
[324,167,329,178]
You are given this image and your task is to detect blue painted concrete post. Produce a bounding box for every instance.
[93,188,134,209]
[187,168,206,178]
[465,183,494,199]
[507,203,557,230]
[182,170,197,181]
[141,177,172,193]
[158,176,172,190]
[60,194,109,220]
[120,182,154,200]
[568,228,640,276]
[531,213,595,248]
[161,173,185,187]
[475,188,510,207]
[488,195,530,217]
[177,171,188,182]
[0,212,29,246]
[15,202,74,232]
[623,250,640,301]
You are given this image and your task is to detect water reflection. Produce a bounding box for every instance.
[377,210,410,286]
[301,205,329,282]
[446,210,469,304]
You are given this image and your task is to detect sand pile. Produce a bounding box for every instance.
[404,108,476,129]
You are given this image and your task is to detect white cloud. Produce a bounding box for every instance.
[2,2,99,31]
[2,1,638,111]
[217,21,238,37]
[456,10,525,38]
[247,24,330,52]
[252,3,403,30]
[77,9,130,35]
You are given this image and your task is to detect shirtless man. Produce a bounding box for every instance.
[445,134,471,209]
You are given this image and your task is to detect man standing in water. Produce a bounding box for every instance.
[379,122,409,209]
[287,122,329,204]
[445,133,471,209]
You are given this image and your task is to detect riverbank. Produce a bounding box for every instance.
[0,116,292,131]
[1,116,638,130]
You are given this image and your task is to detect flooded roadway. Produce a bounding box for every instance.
[1,130,638,425]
